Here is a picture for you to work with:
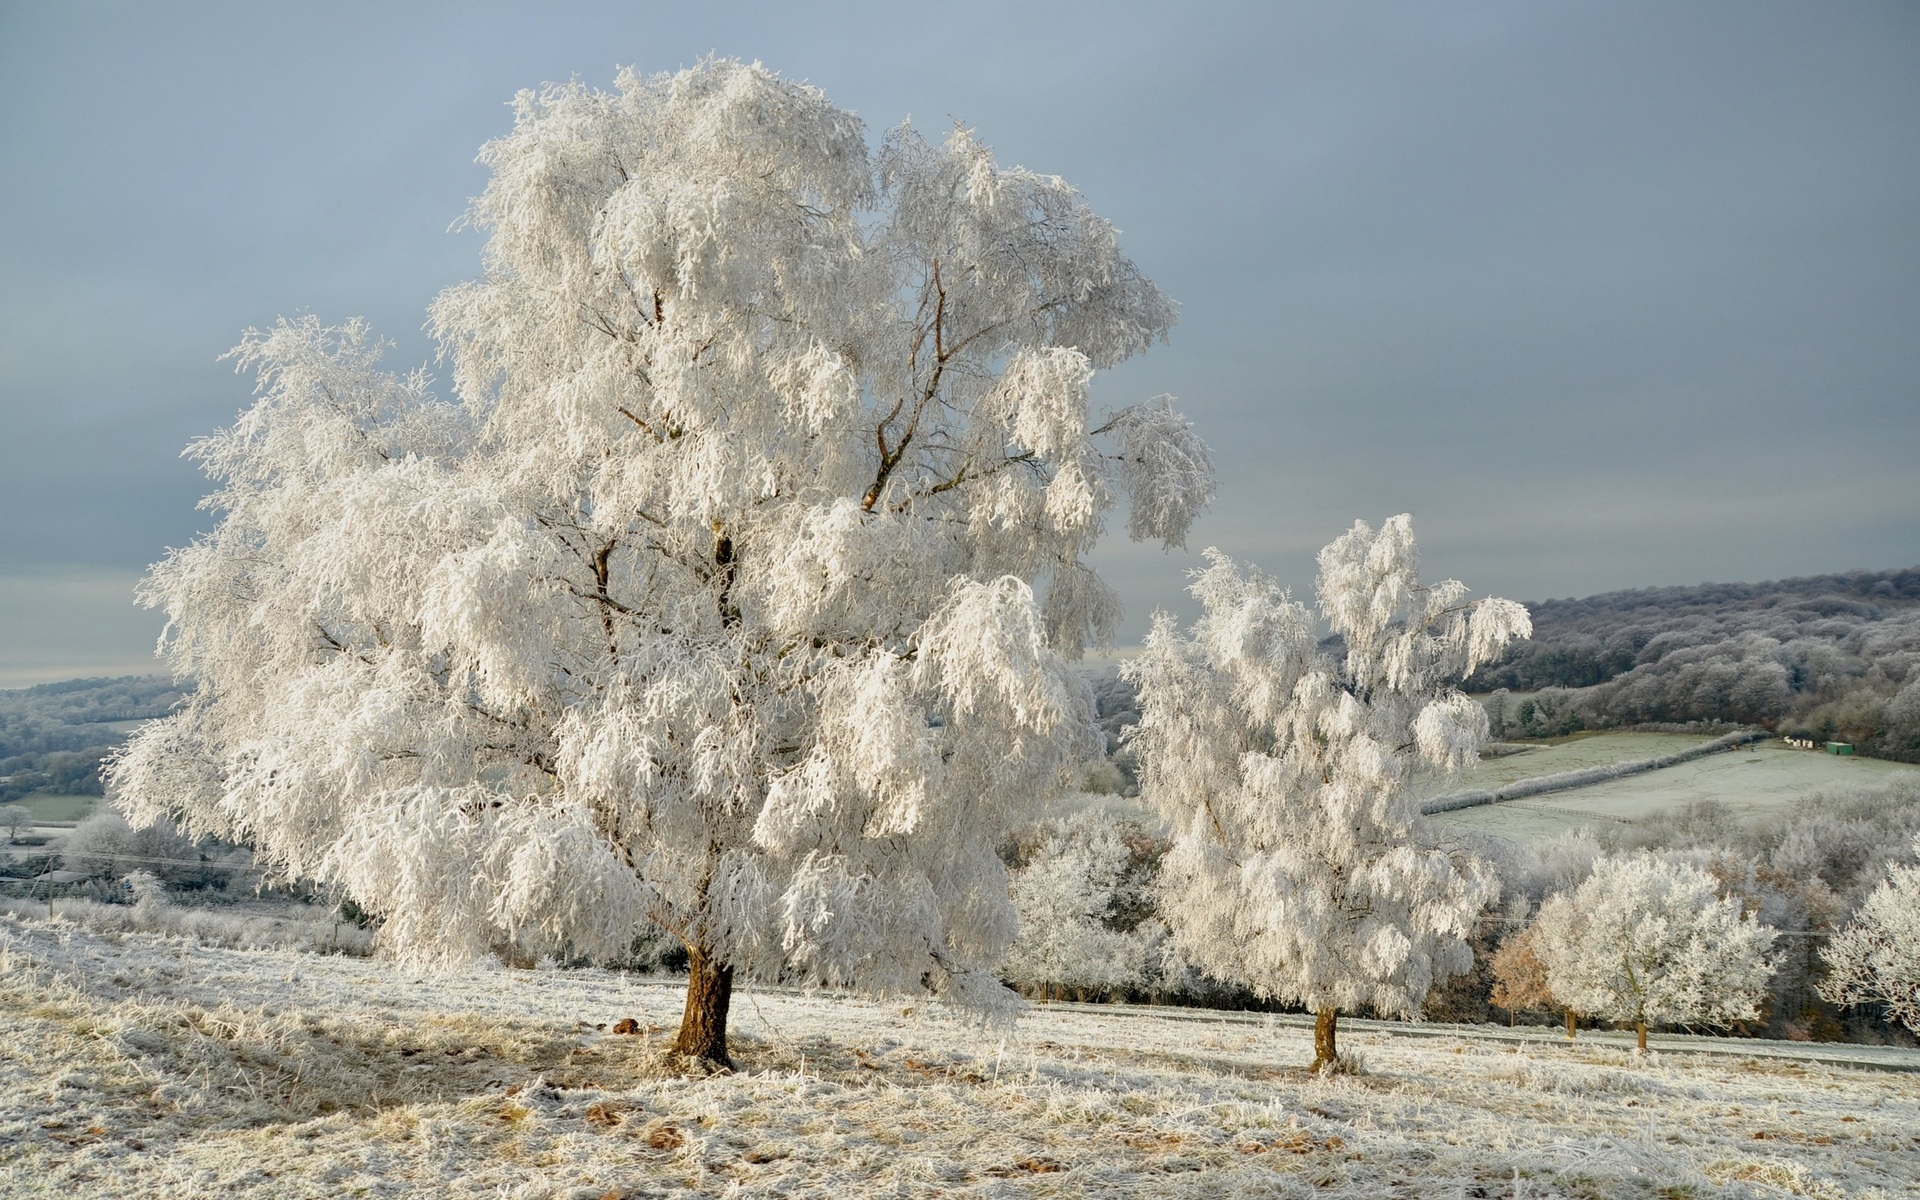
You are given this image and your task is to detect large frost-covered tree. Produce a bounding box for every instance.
[1533,853,1777,1050]
[1124,517,1529,1071]
[108,59,1212,1067]
[1819,835,1920,1032]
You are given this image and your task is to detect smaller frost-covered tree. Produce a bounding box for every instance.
[1533,853,1776,1050]
[999,809,1147,999]
[0,804,31,843]
[1126,516,1531,1071]
[1819,834,1920,1032]
[1488,921,1579,1037]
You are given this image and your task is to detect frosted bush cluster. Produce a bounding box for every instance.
[53,810,217,888]
[1532,853,1777,1046]
[1820,833,1920,1032]
[0,890,374,955]
[1465,786,1920,1041]
[987,794,1920,1048]
[996,809,1190,1001]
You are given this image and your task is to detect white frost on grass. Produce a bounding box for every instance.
[2,917,1916,1198]
[0,894,372,957]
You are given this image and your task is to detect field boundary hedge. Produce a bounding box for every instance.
[1420,729,1767,815]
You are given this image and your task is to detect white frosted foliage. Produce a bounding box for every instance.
[999,810,1148,995]
[1533,853,1777,1033]
[108,59,1212,1015]
[1123,517,1529,1020]
[1819,835,1920,1032]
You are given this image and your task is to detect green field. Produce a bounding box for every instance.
[15,793,99,823]
[1433,737,1920,842]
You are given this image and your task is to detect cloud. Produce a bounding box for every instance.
[1,1,1915,674]
[0,570,165,687]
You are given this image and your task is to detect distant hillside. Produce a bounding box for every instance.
[0,675,186,802]
[1078,567,1920,767]
[1465,567,1920,760]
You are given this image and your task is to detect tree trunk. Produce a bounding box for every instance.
[1565,1009,1576,1041]
[1312,1007,1339,1072]
[673,945,735,1070]
[1636,1019,1647,1052]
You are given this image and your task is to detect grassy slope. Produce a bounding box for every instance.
[1432,736,1920,842]
[1414,733,1709,798]
[3,919,1917,1198]
[15,793,97,823]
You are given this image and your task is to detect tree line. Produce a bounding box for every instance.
[1463,569,1920,760]
[0,676,186,802]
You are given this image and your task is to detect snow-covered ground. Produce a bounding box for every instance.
[3,916,1916,1199]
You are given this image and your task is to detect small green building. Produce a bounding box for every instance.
[1825,742,1854,755]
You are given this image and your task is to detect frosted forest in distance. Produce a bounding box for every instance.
[5,59,1919,1199]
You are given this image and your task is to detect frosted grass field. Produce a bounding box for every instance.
[5,917,1917,1198]
[1415,733,1712,799]
[1432,738,1920,842]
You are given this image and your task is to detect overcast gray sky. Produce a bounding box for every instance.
[2,1,1916,685]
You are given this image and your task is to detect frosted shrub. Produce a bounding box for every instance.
[1501,829,1604,908]
[1820,834,1920,1032]
[1481,688,1515,739]
[1772,815,1886,894]
[1533,853,1777,1050]
[1488,925,1548,1018]
[1000,810,1152,999]
[126,870,168,918]
[1126,517,1529,1070]
[0,894,374,955]
[1081,759,1127,796]
[107,58,1213,1066]
[54,812,211,887]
